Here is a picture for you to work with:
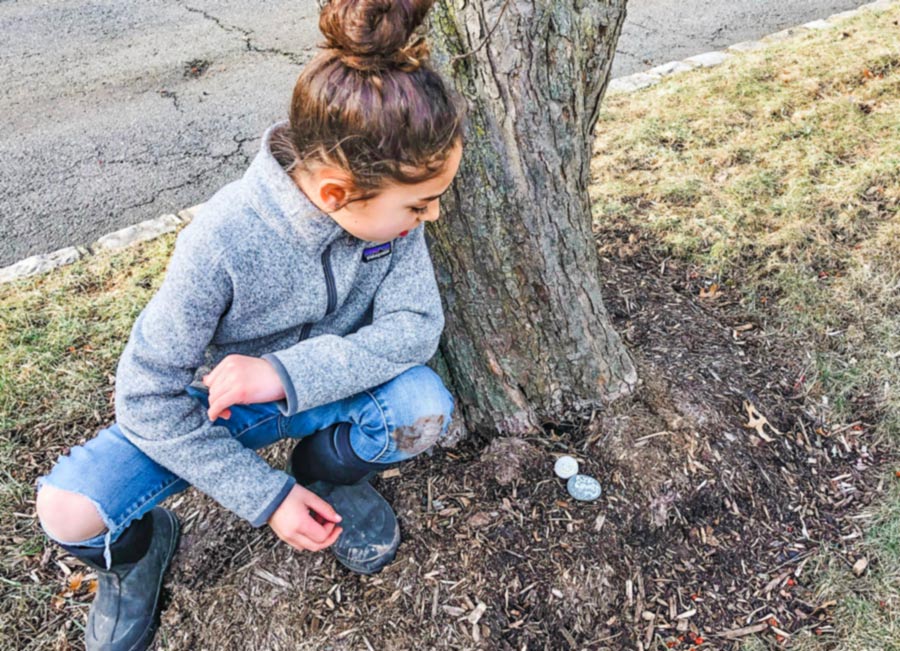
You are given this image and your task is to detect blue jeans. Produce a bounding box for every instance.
[37,365,455,555]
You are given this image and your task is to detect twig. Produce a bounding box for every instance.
[717,622,769,639]
[449,0,512,64]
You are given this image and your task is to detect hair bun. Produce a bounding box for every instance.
[319,0,434,72]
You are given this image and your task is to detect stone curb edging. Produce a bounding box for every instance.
[606,0,895,93]
[0,206,202,285]
[1,0,896,286]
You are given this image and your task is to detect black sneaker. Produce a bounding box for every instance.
[303,479,400,574]
[286,423,401,574]
[85,508,180,651]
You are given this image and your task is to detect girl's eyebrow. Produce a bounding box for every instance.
[417,186,452,203]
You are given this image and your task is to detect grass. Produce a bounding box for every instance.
[1,4,899,649]
[591,4,900,649]
[0,236,176,649]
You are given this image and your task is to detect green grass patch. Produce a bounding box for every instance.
[0,235,178,651]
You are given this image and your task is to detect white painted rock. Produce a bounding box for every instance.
[554,455,579,479]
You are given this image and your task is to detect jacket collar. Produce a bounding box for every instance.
[244,121,349,253]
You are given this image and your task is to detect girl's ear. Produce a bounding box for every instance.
[319,180,349,212]
[315,167,360,212]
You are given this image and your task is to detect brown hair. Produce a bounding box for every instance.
[284,0,466,206]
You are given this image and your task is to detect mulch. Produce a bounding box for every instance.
[1,224,886,651]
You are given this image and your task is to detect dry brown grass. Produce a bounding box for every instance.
[592,4,899,459]
[591,5,900,649]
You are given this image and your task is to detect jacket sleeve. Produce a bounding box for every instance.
[261,223,445,416]
[114,225,296,528]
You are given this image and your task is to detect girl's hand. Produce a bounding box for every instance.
[202,354,286,421]
[268,484,343,552]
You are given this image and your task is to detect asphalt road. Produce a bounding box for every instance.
[0,0,869,267]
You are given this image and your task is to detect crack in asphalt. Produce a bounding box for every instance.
[159,89,181,112]
[179,3,308,66]
[115,132,253,214]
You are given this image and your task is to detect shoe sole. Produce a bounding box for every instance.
[312,481,401,575]
[125,509,181,651]
[334,529,400,575]
[285,451,399,575]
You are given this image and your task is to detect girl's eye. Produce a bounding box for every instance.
[411,205,429,214]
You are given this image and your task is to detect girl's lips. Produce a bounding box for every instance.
[399,230,409,237]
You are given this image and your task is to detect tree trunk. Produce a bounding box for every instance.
[425,0,637,436]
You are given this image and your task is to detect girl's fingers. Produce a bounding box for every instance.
[297,510,332,543]
[288,531,319,552]
[205,355,242,388]
[202,366,219,388]
[207,386,240,421]
[323,526,342,547]
[303,491,342,524]
[290,526,342,552]
[314,525,342,550]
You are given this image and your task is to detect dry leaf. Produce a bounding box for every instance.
[742,400,782,442]
[66,572,84,592]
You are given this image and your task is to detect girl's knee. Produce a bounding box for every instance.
[394,366,454,415]
[389,368,456,455]
[36,484,107,544]
[356,366,456,463]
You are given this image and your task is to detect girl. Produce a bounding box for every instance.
[34,1,465,649]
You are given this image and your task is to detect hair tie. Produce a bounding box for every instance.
[327,34,430,73]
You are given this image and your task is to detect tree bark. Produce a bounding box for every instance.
[425,0,638,436]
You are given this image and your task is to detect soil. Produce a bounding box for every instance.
[4,225,886,651]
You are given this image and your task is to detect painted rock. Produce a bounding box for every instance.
[554,455,579,479]
[566,474,602,501]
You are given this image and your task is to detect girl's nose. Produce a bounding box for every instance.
[423,199,441,222]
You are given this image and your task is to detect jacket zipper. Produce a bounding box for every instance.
[322,243,337,315]
[298,242,338,343]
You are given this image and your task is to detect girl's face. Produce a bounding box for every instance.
[295,140,464,244]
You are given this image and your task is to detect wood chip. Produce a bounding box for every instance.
[467,602,487,625]
[771,625,791,638]
[762,570,792,594]
[717,622,769,639]
[852,557,868,576]
[442,605,466,617]
[253,568,291,589]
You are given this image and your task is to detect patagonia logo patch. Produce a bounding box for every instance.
[362,241,392,263]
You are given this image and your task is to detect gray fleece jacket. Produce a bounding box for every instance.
[114,121,445,527]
